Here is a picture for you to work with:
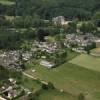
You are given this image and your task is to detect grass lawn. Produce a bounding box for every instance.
[20,75,42,93]
[91,48,100,56]
[91,48,100,53]
[25,52,100,100]
[5,16,15,21]
[0,0,15,5]
[69,54,100,72]
[37,89,77,100]
[21,76,77,100]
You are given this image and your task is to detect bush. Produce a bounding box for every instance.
[78,93,85,100]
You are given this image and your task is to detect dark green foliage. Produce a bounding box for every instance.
[37,28,49,41]
[0,29,21,49]
[14,16,50,28]
[84,42,96,54]
[79,22,97,34]
[78,93,85,100]
[48,82,55,89]
[0,3,15,16]
[42,82,55,90]
[16,0,100,20]
[0,66,22,81]
[65,22,77,33]
[0,29,36,50]
[42,83,49,90]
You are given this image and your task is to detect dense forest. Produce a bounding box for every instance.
[16,0,100,19]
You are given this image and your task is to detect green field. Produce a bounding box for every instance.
[0,0,15,5]
[25,52,100,100]
[91,48,100,53]
[91,48,100,56]
[70,54,100,72]
[21,76,76,100]
[36,89,76,100]
[20,76,42,93]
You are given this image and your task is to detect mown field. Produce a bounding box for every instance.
[21,75,77,100]
[91,48,100,56]
[36,89,77,100]
[25,52,100,100]
[70,54,100,72]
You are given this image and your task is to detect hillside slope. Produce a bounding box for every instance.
[16,0,100,19]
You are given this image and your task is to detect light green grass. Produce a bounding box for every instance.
[25,52,100,100]
[69,54,100,72]
[37,89,77,100]
[91,48,100,56]
[5,16,15,21]
[91,48,100,53]
[26,64,100,100]
[0,0,15,5]
[20,76,42,92]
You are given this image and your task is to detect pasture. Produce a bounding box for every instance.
[36,89,77,100]
[25,52,100,100]
[69,54,100,72]
[91,48,100,56]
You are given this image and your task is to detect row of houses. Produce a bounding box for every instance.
[0,78,31,100]
[0,41,58,69]
[64,33,100,50]
[0,50,33,70]
[32,41,58,54]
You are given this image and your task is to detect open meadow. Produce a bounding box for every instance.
[69,54,100,72]
[25,52,100,100]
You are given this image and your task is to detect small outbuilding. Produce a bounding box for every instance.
[95,40,100,48]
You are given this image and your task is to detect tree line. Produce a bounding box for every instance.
[16,0,100,20]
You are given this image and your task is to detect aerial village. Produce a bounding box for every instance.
[1,0,100,100]
[0,16,100,70]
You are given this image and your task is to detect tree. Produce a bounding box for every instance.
[78,93,85,100]
[20,41,32,51]
[37,28,49,41]
[93,11,100,21]
[42,83,48,90]
[79,22,97,34]
[27,93,36,100]
[48,82,55,89]
[92,11,100,27]
[66,22,77,33]
[16,0,98,20]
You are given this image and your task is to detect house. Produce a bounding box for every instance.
[65,34,100,52]
[0,78,29,100]
[40,60,55,68]
[0,51,19,69]
[0,96,7,100]
[0,50,33,70]
[52,16,72,25]
[22,51,32,61]
[52,16,65,25]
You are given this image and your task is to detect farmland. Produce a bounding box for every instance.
[91,48,100,56]
[36,89,77,100]
[0,0,100,99]
[70,54,100,72]
[25,52,100,100]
